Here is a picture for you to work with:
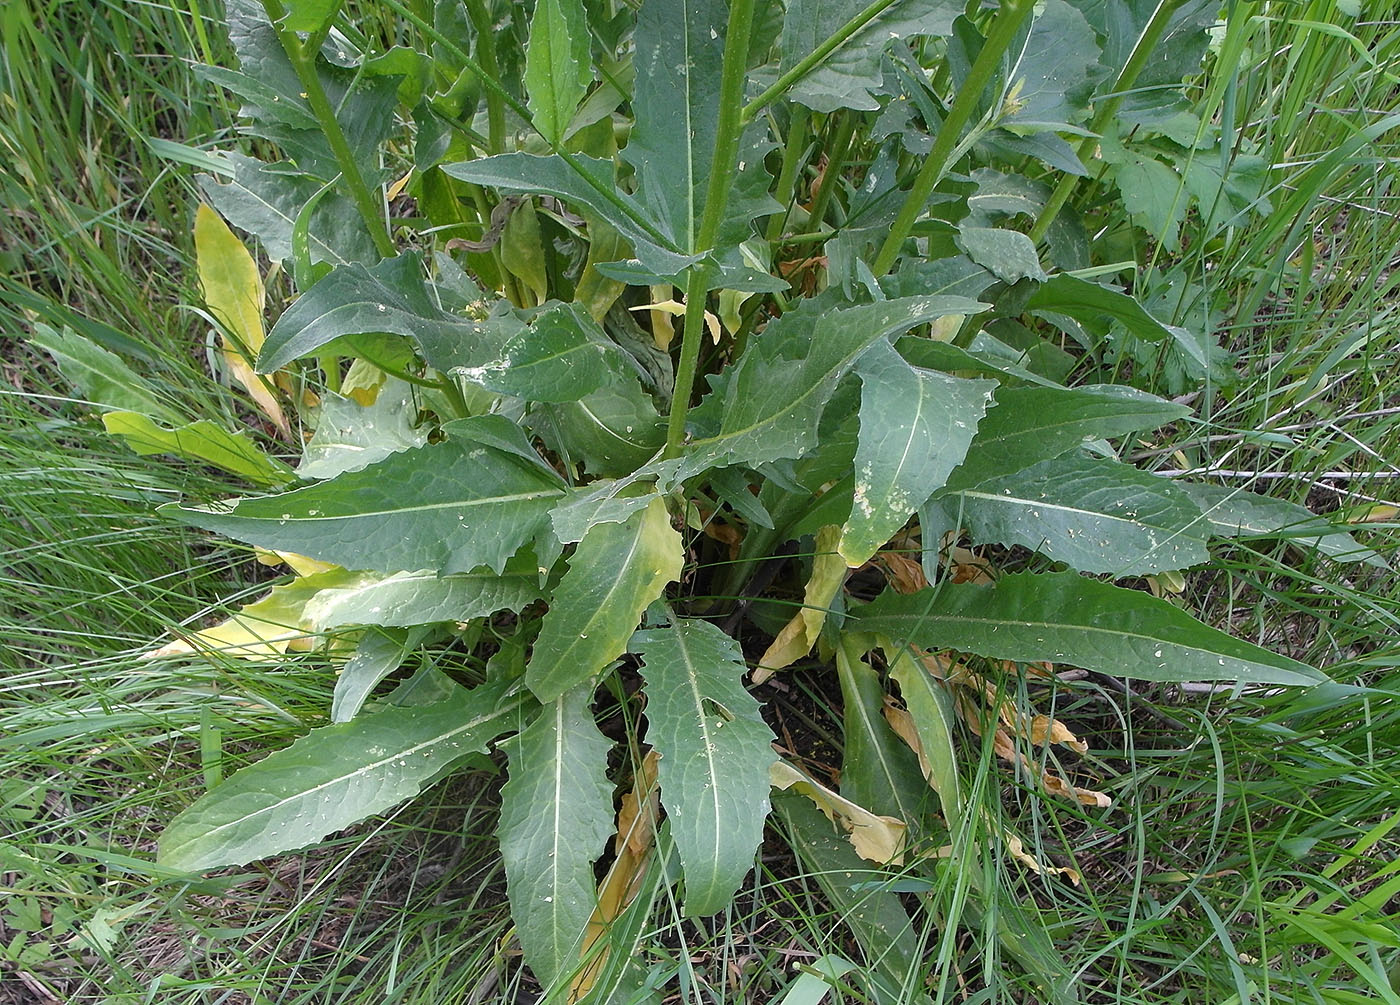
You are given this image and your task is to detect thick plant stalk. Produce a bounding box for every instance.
[664,0,758,458]
[871,0,1035,276]
[260,0,395,259]
[1028,0,1188,245]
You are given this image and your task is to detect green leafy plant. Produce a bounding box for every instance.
[33,0,1387,997]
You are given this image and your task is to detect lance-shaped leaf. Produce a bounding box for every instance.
[678,295,985,481]
[524,0,590,144]
[102,411,294,487]
[165,434,566,576]
[779,0,964,113]
[442,153,698,278]
[834,636,929,825]
[839,340,997,567]
[1025,273,1182,345]
[452,302,616,402]
[880,642,964,835]
[949,454,1211,574]
[498,687,615,987]
[853,572,1325,687]
[158,679,525,871]
[946,383,1189,489]
[1180,483,1387,567]
[303,566,543,631]
[527,498,682,701]
[630,618,776,916]
[259,253,519,373]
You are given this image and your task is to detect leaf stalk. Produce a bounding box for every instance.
[259,0,396,259]
[1028,0,1188,246]
[872,0,1035,276]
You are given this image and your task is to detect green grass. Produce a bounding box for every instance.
[2,1,1398,1002]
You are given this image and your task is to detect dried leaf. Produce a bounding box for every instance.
[770,759,906,864]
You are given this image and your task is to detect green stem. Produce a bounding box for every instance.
[740,0,899,124]
[1028,0,1186,245]
[260,0,394,259]
[871,0,1035,276]
[805,113,856,231]
[379,0,678,254]
[664,0,757,459]
[464,0,506,154]
[765,105,811,243]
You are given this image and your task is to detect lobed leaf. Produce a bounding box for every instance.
[840,340,997,567]
[498,687,616,986]
[631,618,776,916]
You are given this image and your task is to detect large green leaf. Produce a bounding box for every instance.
[199,154,377,267]
[526,371,667,478]
[498,687,615,987]
[630,618,776,916]
[1025,273,1177,344]
[779,0,963,112]
[881,642,962,835]
[527,498,682,701]
[158,679,525,871]
[946,383,1189,489]
[1180,483,1386,567]
[258,253,517,373]
[678,295,985,481]
[998,0,1103,132]
[853,572,1325,686]
[442,153,698,278]
[165,433,566,576]
[523,0,590,145]
[620,0,778,265]
[839,340,997,567]
[303,566,542,630]
[1073,0,1218,119]
[949,454,1210,574]
[452,302,616,402]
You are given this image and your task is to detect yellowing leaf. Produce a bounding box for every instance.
[571,751,660,1001]
[755,526,847,680]
[254,548,341,578]
[194,204,288,436]
[770,759,905,864]
[144,580,323,661]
